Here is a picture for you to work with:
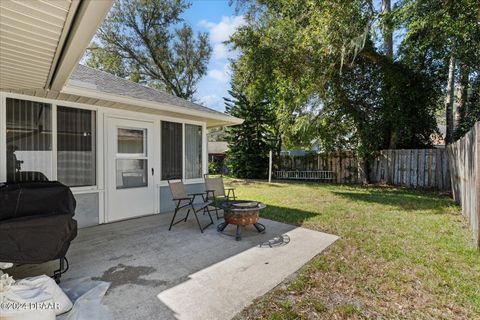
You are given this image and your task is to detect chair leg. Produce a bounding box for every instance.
[193,211,204,233]
[213,197,220,219]
[169,207,179,231]
[184,209,191,222]
[206,205,214,224]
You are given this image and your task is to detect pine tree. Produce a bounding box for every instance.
[224,86,276,179]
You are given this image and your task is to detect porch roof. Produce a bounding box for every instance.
[0,0,113,91]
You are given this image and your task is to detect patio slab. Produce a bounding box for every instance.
[9,213,338,320]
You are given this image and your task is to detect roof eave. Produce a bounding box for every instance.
[49,0,114,91]
[62,84,244,127]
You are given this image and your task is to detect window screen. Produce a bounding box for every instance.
[6,98,52,182]
[57,106,96,187]
[161,121,183,180]
[185,124,202,179]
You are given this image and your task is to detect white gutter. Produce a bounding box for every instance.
[62,84,244,126]
[49,0,114,91]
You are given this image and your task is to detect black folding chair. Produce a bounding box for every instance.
[168,180,214,233]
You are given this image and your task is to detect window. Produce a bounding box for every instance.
[57,106,96,187]
[185,124,202,179]
[6,98,52,182]
[116,128,148,189]
[161,121,182,180]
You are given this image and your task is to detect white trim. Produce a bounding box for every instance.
[102,114,109,222]
[2,92,99,110]
[154,118,161,213]
[1,92,214,128]
[182,123,186,181]
[202,123,207,176]
[51,103,58,180]
[49,0,114,90]
[97,108,105,223]
[0,93,6,182]
[72,188,104,195]
[62,85,243,126]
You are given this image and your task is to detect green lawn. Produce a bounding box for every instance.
[225,180,480,319]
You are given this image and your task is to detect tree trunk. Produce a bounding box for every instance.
[455,64,469,136]
[382,0,393,59]
[358,156,370,185]
[445,53,456,144]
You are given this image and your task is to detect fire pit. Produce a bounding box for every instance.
[217,200,266,241]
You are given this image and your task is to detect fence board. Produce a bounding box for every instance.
[448,122,480,248]
[276,148,449,190]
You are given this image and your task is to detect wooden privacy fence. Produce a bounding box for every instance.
[275,148,450,190]
[276,152,359,183]
[447,122,480,248]
[370,149,450,190]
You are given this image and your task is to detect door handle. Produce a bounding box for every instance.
[151,168,154,176]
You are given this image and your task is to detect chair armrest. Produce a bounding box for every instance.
[172,197,191,201]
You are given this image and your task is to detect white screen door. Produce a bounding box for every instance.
[106,117,155,222]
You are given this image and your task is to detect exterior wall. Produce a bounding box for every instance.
[1,91,209,228]
[74,192,100,228]
[159,183,205,213]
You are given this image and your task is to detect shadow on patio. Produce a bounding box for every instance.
[8,211,338,320]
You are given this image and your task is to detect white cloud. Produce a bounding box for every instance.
[199,16,245,43]
[200,95,223,106]
[213,43,228,60]
[199,16,245,60]
[208,63,231,83]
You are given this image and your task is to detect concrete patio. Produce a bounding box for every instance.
[9,213,338,320]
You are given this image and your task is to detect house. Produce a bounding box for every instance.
[207,141,229,174]
[0,0,242,228]
[208,141,228,162]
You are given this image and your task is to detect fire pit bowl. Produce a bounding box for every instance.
[217,200,266,241]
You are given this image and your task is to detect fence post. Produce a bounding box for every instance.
[268,150,273,183]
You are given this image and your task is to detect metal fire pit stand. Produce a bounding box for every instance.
[217,200,266,241]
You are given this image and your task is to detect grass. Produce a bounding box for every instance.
[225,180,480,319]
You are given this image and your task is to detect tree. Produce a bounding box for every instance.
[85,42,138,81]
[92,0,212,100]
[381,0,393,59]
[393,0,480,142]
[455,76,480,138]
[230,1,439,169]
[224,85,276,179]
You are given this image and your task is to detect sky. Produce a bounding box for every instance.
[182,1,245,112]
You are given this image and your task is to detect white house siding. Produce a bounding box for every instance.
[74,192,100,228]
[159,183,205,213]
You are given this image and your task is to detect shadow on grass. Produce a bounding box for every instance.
[332,189,456,213]
[261,204,319,226]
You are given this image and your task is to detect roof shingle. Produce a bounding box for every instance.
[69,64,226,116]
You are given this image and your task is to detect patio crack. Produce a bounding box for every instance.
[92,263,168,289]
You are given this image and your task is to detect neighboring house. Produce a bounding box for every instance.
[0,1,242,228]
[208,141,228,162]
[207,141,229,174]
